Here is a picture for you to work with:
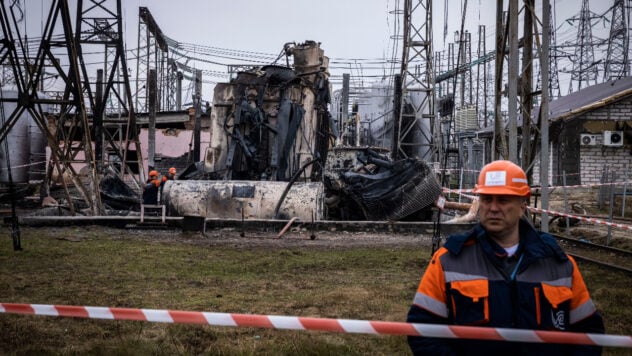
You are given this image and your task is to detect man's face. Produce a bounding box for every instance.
[478,194,526,241]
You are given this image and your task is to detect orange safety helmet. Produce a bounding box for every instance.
[472,160,530,197]
[168,167,176,175]
[149,170,159,178]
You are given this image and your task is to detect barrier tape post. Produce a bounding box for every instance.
[1,303,631,348]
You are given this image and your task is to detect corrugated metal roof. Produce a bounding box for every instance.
[547,77,632,122]
[475,77,632,138]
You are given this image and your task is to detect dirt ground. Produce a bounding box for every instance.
[112,226,431,250]
[535,188,632,249]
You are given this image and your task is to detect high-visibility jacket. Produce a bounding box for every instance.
[142,178,160,205]
[160,173,175,193]
[407,219,605,355]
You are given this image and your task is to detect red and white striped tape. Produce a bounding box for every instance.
[441,188,632,233]
[1,303,631,348]
[537,181,632,190]
[528,206,632,232]
[443,180,632,195]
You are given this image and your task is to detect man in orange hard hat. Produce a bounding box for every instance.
[160,167,176,197]
[162,167,176,183]
[142,170,161,205]
[407,160,604,355]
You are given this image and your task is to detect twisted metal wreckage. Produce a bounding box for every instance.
[160,41,442,222]
[9,40,442,222]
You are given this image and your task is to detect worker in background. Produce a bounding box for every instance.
[407,160,604,355]
[142,170,161,205]
[160,167,176,196]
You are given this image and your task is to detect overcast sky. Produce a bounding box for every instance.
[123,1,395,60]
[20,0,617,100]
[123,0,613,56]
[123,1,614,96]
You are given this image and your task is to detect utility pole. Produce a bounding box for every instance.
[507,0,519,164]
[148,69,157,170]
[392,75,403,160]
[493,0,508,160]
[540,0,551,232]
[341,73,350,146]
[521,0,534,171]
[193,69,202,162]
[95,69,104,170]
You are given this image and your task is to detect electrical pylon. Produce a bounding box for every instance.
[568,0,600,92]
[0,0,103,214]
[75,0,144,188]
[1,0,145,214]
[604,0,630,81]
[397,0,436,162]
[135,7,174,113]
[536,2,562,99]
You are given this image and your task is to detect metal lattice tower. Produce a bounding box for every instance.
[397,0,436,162]
[536,2,562,99]
[604,0,630,81]
[463,31,473,106]
[75,0,144,187]
[0,0,103,214]
[1,0,147,214]
[568,0,600,92]
[135,7,172,113]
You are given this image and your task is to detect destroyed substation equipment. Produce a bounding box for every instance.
[162,41,442,222]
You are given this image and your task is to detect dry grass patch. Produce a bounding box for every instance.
[0,226,629,355]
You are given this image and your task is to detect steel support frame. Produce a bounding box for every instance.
[76,0,144,187]
[397,0,436,162]
[135,7,172,113]
[0,0,102,214]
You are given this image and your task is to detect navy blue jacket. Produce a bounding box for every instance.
[407,219,605,355]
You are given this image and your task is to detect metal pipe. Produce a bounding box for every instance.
[274,156,320,219]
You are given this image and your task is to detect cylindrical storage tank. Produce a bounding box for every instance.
[0,90,30,183]
[162,180,324,221]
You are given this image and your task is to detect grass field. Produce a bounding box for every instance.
[0,226,630,355]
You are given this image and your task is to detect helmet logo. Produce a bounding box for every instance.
[484,171,506,186]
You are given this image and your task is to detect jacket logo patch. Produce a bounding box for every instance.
[551,310,565,330]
